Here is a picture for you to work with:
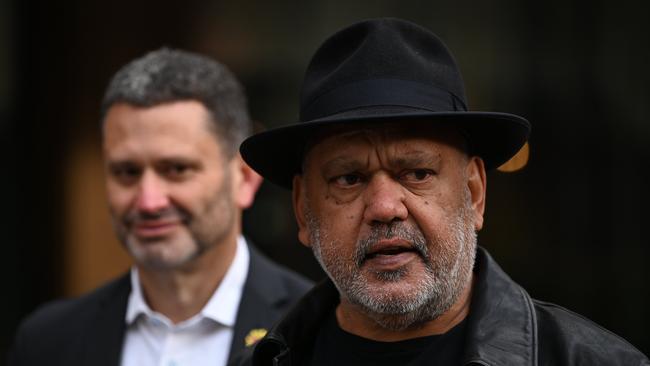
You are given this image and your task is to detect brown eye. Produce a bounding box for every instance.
[110,163,141,185]
[333,174,363,187]
[162,163,192,180]
[402,169,434,182]
[170,164,188,175]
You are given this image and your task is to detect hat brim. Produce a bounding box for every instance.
[240,110,531,189]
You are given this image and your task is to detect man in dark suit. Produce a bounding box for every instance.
[8,48,312,366]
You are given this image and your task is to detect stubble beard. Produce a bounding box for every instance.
[306,193,477,331]
[113,171,235,271]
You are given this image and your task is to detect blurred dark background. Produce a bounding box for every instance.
[2,0,649,359]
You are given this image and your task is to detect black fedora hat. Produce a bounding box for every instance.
[240,18,531,188]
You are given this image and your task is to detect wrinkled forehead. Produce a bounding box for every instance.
[302,122,469,166]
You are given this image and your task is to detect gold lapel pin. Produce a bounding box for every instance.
[244,328,268,347]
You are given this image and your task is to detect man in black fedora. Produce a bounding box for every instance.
[237,18,649,365]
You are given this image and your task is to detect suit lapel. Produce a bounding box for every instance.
[228,244,290,363]
[80,273,131,366]
[73,246,294,365]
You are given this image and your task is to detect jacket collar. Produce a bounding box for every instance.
[253,247,538,366]
[79,274,131,366]
[229,242,302,362]
[75,239,296,366]
[462,247,538,366]
[252,278,338,366]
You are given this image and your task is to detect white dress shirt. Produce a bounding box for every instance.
[120,236,250,366]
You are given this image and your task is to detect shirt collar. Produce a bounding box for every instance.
[125,266,150,325]
[201,235,249,327]
[125,235,250,328]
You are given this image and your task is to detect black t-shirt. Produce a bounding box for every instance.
[307,311,467,366]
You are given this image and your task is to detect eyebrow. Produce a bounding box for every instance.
[106,155,201,167]
[319,150,441,175]
[321,157,367,176]
[389,150,441,168]
[106,159,138,168]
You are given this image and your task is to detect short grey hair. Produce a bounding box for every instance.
[101,48,251,157]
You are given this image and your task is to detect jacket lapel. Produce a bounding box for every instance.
[462,247,537,366]
[69,245,298,365]
[79,273,131,366]
[228,245,291,363]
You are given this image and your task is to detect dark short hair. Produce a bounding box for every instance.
[101,48,251,157]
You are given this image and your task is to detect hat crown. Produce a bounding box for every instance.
[239,18,530,189]
[300,18,468,121]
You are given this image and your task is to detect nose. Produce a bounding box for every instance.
[135,171,170,213]
[363,173,408,224]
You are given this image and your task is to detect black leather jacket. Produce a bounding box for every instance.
[239,247,649,366]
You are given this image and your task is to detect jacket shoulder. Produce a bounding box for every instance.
[17,274,129,335]
[248,246,313,299]
[8,274,130,365]
[534,300,649,365]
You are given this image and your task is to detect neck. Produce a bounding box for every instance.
[136,234,239,324]
[336,275,474,342]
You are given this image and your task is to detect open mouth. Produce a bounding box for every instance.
[366,246,418,259]
[360,239,422,270]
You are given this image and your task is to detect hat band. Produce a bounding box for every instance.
[301,78,466,121]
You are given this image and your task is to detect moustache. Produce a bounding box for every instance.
[122,207,190,226]
[355,222,429,266]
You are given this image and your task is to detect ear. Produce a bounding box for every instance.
[232,154,263,209]
[466,157,487,231]
[292,175,311,247]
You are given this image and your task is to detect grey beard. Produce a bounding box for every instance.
[306,198,477,331]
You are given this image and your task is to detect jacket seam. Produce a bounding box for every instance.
[532,299,649,358]
[519,285,538,366]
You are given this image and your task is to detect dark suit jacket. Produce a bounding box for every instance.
[8,245,313,366]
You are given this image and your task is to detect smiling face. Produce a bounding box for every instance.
[103,101,254,271]
[293,124,486,331]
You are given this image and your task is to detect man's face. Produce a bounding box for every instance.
[103,101,240,270]
[293,125,486,330]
